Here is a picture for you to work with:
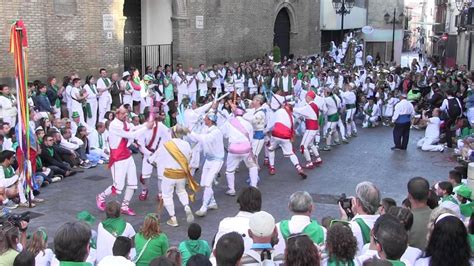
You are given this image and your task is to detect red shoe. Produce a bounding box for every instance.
[96,195,105,211]
[313,159,323,166]
[263,158,269,166]
[296,166,307,179]
[269,167,276,175]
[120,206,136,216]
[303,162,315,169]
[138,189,148,201]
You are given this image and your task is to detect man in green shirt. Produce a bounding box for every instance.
[179,223,211,265]
[54,221,92,266]
[407,177,432,251]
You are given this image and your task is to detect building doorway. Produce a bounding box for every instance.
[274,8,291,58]
[123,0,142,71]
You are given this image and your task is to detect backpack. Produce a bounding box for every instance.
[447,97,462,118]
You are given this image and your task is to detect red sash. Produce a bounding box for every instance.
[305,102,319,130]
[108,122,132,167]
[272,123,293,139]
[145,123,158,152]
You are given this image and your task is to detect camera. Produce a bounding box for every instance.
[338,193,354,219]
[0,212,30,231]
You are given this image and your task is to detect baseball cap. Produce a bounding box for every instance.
[249,211,275,237]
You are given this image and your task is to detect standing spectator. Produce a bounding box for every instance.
[407,177,432,251]
[0,85,18,126]
[440,89,462,148]
[415,214,470,266]
[53,222,91,264]
[392,93,414,150]
[274,191,326,255]
[97,68,113,121]
[284,234,320,266]
[98,236,134,266]
[34,83,54,113]
[96,201,136,263]
[83,75,99,128]
[178,223,211,265]
[134,213,169,266]
[213,232,244,266]
[46,76,63,119]
[214,187,262,253]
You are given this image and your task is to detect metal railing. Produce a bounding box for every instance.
[124,43,173,74]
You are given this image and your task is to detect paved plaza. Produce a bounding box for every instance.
[24,126,456,246]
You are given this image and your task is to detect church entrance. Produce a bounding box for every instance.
[273,8,291,58]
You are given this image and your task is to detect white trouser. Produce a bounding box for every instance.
[140,96,152,114]
[226,152,258,191]
[199,160,223,211]
[199,88,208,98]
[268,137,300,167]
[177,93,188,106]
[337,118,346,140]
[252,138,265,158]
[86,100,98,128]
[90,148,109,160]
[141,154,154,179]
[98,95,111,121]
[190,143,201,171]
[345,108,357,135]
[324,120,338,146]
[161,177,188,217]
[110,157,138,193]
[364,115,378,126]
[467,107,474,124]
[300,130,319,162]
[417,137,443,152]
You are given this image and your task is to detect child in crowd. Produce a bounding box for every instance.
[178,223,211,266]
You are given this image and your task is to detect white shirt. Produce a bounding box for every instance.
[189,125,224,160]
[88,129,110,151]
[392,99,414,123]
[97,77,112,99]
[270,94,292,110]
[96,222,136,263]
[361,244,422,266]
[197,71,211,91]
[209,70,221,89]
[364,103,379,117]
[137,122,171,157]
[154,138,191,177]
[341,91,357,105]
[186,74,197,93]
[243,107,267,132]
[84,84,98,103]
[98,255,135,266]
[0,94,17,118]
[220,116,253,145]
[175,74,188,95]
[213,211,254,253]
[425,117,441,139]
[35,248,54,266]
[274,215,327,256]
[108,118,147,149]
[349,214,380,255]
[0,165,18,188]
[293,101,318,121]
[234,73,245,89]
[325,95,340,116]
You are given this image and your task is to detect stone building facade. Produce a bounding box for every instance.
[0,0,321,84]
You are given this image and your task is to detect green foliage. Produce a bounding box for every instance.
[273,45,281,63]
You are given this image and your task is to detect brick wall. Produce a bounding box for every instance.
[0,0,125,85]
[172,0,321,67]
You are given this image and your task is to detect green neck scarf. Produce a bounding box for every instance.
[98,134,103,149]
[102,217,126,236]
[51,85,61,108]
[0,92,13,101]
[47,147,54,157]
[3,166,14,179]
[40,92,47,97]
[90,84,97,94]
[102,77,110,87]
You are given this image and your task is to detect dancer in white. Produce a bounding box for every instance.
[96,105,153,216]
[243,95,267,164]
[340,83,358,137]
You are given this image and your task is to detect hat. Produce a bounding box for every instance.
[205,112,218,123]
[249,211,275,237]
[457,185,472,199]
[122,71,130,78]
[72,111,80,118]
[306,90,316,100]
[76,211,96,226]
[35,126,44,132]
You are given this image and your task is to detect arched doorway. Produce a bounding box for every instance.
[273,8,291,58]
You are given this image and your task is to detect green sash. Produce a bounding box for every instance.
[102,217,126,236]
[441,195,459,205]
[345,104,356,109]
[328,113,340,122]
[3,166,14,179]
[90,85,97,94]
[51,85,61,108]
[102,78,110,87]
[85,103,92,118]
[354,218,371,245]
[279,220,325,244]
[98,134,104,149]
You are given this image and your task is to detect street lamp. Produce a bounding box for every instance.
[332,0,355,45]
[384,8,404,62]
[455,0,469,11]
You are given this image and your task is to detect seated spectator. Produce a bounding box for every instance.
[415,214,471,266]
[187,254,211,266]
[98,236,134,266]
[134,213,169,266]
[50,129,81,168]
[26,228,54,266]
[274,191,326,255]
[435,181,457,205]
[214,187,262,252]
[407,177,432,251]
[61,127,93,169]
[378,198,396,215]
[448,170,465,197]
[340,181,380,255]
[166,247,181,266]
[284,234,320,266]
[323,222,359,266]
[149,256,175,266]
[0,222,28,265]
[469,214,474,253]
[416,108,444,152]
[13,250,35,266]
[71,111,93,136]
[456,186,473,218]
[39,133,74,178]
[88,122,110,163]
[53,221,91,264]
[213,232,244,266]
[362,97,379,128]
[426,207,458,242]
[96,201,136,263]
[178,223,210,266]
[241,211,282,265]
[75,126,100,166]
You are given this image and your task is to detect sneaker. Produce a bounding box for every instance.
[184,205,194,223]
[303,162,315,169]
[3,200,17,210]
[79,162,91,169]
[352,132,358,137]
[225,189,236,196]
[98,159,104,164]
[167,216,179,227]
[322,146,331,151]
[138,189,148,201]
[313,158,323,166]
[51,176,62,183]
[32,198,45,203]
[208,204,219,210]
[334,141,341,145]
[19,202,36,208]
[195,209,207,217]
[342,139,349,144]
[269,167,276,175]
[120,206,136,216]
[96,195,106,211]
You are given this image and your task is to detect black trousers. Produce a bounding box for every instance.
[393,122,411,149]
[445,118,454,148]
